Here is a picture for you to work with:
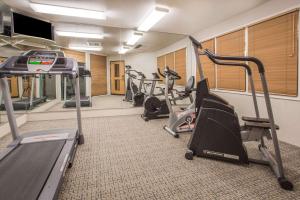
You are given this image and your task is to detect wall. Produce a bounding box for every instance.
[155,0,300,147]
[107,52,157,94]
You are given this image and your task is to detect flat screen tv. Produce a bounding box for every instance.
[12,12,53,40]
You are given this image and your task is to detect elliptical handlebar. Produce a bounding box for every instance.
[157,66,181,80]
[128,73,137,79]
[204,49,265,74]
[157,67,165,78]
[152,72,160,79]
[137,71,146,79]
[125,65,132,70]
[204,50,252,75]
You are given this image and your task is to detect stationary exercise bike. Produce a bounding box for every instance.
[141,69,173,121]
[185,36,293,191]
[170,76,195,106]
[162,67,196,138]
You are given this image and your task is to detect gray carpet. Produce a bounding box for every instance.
[0,115,299,200]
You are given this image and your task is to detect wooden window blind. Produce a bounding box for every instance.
[157,55,165,78]
[174,48,186,85]
[62,49,85,63]
[165,52,175,70]
[9,77,19,97]
[198,39,216,88]
[248,11,298,96]
[1,57,19,97]
[216,29,246,91]
[91,54,107,95]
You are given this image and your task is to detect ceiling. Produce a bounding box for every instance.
[2,0,269,56]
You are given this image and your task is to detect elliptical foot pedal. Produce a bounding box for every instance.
[185,150,194,160]
[278,177,293,191]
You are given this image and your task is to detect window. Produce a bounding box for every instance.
[114,64,120,77]
[175,48,186,85]
[165,52,175,70]
[199,39,216,88]
[248,11,298,96]
[157,55,165,78]
[62,48,85,63]
[115,80,120,90]
[157,49,187,85]
[216,29,246,91]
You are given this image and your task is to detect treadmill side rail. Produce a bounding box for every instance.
[38,137,77,200]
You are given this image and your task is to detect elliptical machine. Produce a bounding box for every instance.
[141,69,172,121]
[185,36,293,191]
[123,65,138,102]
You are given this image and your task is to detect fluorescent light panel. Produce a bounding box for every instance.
[30,2,106,20]
[126,32,143,46]
[118,46,130,54]
[56,31,104,39]
[69,45,102,51]
[137,7,169,32]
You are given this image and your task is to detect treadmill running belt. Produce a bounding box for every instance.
[0,140,65,200]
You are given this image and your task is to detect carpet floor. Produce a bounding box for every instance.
[0,114,299,200]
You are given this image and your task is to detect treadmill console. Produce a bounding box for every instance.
[27,54,57,72]
[0,50,76,75]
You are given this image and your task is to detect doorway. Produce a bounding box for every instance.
[110,61,125,95]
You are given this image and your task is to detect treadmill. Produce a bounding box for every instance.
[63,65,92,108]
[0,76,47,110]
[0,50,84,200]
[13,76,47,110]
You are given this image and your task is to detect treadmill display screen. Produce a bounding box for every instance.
[28,57,55,65]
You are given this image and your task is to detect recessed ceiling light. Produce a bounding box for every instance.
[30,2,106,20]
[137,6,169,32]
[126,32,143,46]
[56,31,104,39]
[69,45,102,51]
[118,46,130,54]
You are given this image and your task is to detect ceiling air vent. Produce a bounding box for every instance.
[135,44,142,49]
[87,41,101,47]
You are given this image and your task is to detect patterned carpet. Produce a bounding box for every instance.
[0,115,299,200]
[47,95,133,112]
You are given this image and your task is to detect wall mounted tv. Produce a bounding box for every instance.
[12,12,53,40]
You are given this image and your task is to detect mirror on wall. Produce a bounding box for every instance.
[0,1,187,121]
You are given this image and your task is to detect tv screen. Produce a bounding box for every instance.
[12,12,53,40]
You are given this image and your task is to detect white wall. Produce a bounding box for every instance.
[85,53,91,98]
[107,52,157,94]
[155,0,300,147]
